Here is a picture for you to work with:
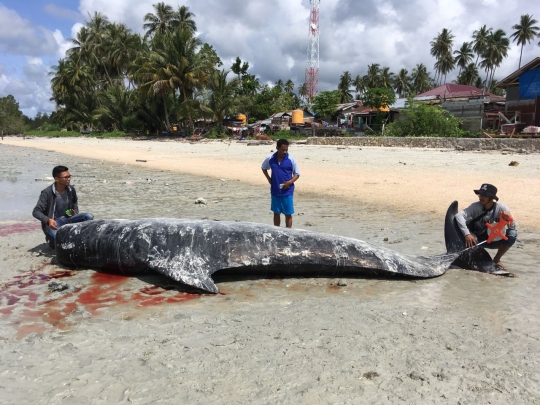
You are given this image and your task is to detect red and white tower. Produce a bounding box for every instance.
[305,0,320,102]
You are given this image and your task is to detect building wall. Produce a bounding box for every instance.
[307,136,540,151]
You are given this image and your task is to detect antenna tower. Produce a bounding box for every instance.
[305,0,320,102]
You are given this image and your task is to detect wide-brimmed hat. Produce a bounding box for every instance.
[474,183,498,201]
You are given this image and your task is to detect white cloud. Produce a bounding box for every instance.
[2,0,540,115]
[0,4,59,56]
[44,4,82,21]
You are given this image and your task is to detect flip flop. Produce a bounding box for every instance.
[494,262,508,271]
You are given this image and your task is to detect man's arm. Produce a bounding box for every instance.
[71,187,79,213]
[282,174,299,189]
[262,169,271,184]
[456,203,484,248]
[32,190,50,224]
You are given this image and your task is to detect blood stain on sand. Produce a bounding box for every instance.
[0,222,41,237]
[132,285,200,307]
[2,269,201,339]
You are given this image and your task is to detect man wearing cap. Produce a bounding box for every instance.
[455,183,518,270]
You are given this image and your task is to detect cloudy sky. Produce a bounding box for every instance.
[1,0,539,117]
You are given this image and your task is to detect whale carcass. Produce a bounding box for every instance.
[55,219,463,293]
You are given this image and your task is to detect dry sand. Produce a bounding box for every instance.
[0,138,539,404]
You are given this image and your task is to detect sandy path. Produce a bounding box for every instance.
[3,136,540,231]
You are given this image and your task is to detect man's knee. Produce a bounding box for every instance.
[502,229,517,247]
[84,213,94,221]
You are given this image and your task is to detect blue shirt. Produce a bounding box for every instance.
[262,152,300,196]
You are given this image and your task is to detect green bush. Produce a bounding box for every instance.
[385,98,467,137]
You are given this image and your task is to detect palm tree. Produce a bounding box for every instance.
[510,14,540,68]
[480,29,510,88]
[454,42,474,75]
[143,2,177,40]
[411,63,432,94]
[298,83,309,100]
[457,63,479,86]
[364,63,380,87]
[472,25,492,66]
[393,69,410,98]
[93,85,136,130]
[134,28,207,129]
[175,5,197,34]
[430,28,454,85]
[337,71,353,103]
[379,67,394,89]
[85,12,115,87]
[284,79,294,94]
[274,79,284,91]
[204,70,239,133]
[352,75,366,99]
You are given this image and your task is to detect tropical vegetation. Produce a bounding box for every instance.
[1,7,539,138]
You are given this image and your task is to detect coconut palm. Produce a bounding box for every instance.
[85,12,115,87]
[480,29,510,88]
[454,42,474,75]
[93,85,136,130]
[106,24,145,88]
[352,75,366,99]
[298,83,309,100]
[274,79,284,91]
[364,63,380,87]
[430,28,454,85]
[175,5,197,34]
[379,67,394,89]
[510,14,540,68]
[457,63,479,86]
[411,63,432,94]
[337,71,353,103]
[204,70,239,133]
[284,79,294,94]
[143,2,177,39]
[472,25,492,66]
[134,28,207,129]
[393,69,410,98]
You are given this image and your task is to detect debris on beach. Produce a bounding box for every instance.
[195,197,207,205]
[509,161,519,166]
[136,159,147,162]
[35,176,54,182]
[48,281,69,292]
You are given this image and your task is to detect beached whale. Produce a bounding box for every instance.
[55,219,463,293]
[444,201,498,273]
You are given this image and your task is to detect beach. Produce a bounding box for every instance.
[1,137,539,404]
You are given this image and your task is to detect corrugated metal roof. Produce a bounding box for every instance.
[417,84,496,99]
[496,57,540,88]
[390,96,437,109]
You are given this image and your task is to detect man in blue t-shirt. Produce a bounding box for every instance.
[261,139,300,228]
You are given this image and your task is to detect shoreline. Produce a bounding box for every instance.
[2,136,540,231]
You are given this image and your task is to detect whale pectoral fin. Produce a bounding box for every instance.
[148,263,219,294]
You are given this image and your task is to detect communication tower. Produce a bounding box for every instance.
[305,0,320,102]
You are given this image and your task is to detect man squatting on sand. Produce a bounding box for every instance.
[455,183,518,270]
[262,139,300,228]
[32,165,94,249]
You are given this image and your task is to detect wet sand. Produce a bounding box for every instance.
[0,139,539,404]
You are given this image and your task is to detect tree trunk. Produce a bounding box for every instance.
[518,45,523,69]
[163,94,171,130]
